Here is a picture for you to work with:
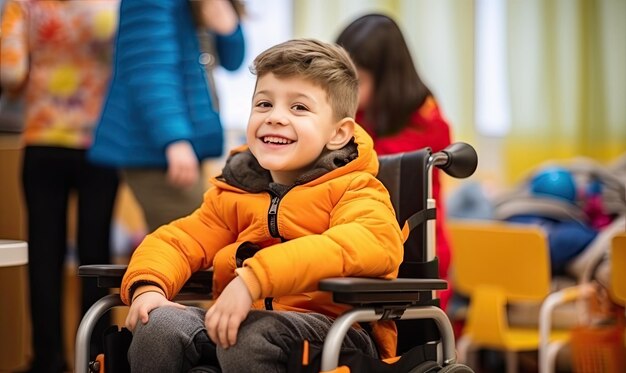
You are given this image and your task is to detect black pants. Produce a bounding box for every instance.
[22,146,119,373]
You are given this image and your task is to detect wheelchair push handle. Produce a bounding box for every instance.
[430,142,478,179]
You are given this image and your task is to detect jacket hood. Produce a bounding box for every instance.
[214,124,378,194]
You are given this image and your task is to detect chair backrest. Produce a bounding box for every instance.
[377,149,433,272]
[610,233,626,305]
[449,221,552,302]
[377,149,441,354]
[448,221,552,346]
[376,145,478,355]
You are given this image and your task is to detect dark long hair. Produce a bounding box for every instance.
[336,14,431,137]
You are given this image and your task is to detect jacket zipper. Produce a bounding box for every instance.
[267,195,281,238]
[265,188,299,310]
[264,297,274,310]
[265,193,286,310]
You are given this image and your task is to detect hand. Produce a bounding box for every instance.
[125,291,186,331]
[204,276,253,348]
[165,140,199,189]
[200,0,238,35]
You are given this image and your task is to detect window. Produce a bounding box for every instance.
[475,0,511,137]
[213,0,293,131]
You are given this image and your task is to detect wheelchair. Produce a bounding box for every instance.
[75,142,478,373]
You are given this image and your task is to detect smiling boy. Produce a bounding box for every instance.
[121,39,404,372]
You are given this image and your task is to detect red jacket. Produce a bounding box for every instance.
[357,97,453,310]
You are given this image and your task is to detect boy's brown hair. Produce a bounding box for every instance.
[251,39,359,121]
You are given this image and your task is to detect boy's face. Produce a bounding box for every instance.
[247,73,353,185]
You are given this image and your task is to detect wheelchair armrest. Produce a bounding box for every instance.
[78,264,214,294]
[78,264,128,288]
[319,277,447,307]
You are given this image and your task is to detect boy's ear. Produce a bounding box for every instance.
[326,117,355,150]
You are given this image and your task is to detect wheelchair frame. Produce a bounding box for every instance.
[74,143,478,373]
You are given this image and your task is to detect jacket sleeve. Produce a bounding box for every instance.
[114,0,195,150]
[120,188,236,304]
[214,24,245,71]
[243,174,405,298]
[0,0,29,90]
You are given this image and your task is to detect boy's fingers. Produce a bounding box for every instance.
[217,315,230,348]
[125,306,143,331]
[227,316,239,346]
[125,312,136,331]
[205,310,219,344]
[169,300,186,310]
[140,308,150,324]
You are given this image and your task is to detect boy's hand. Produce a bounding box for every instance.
[165,140,199,189]
[125,291,186,331]
[205,276,253,349]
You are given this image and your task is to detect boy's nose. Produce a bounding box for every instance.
[266,108,289,126]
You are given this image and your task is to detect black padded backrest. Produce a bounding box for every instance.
[377,148,441,354]
[377,148,432,268]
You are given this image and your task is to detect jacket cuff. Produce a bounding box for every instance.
[131,284,166,303]
[235,267,262,300]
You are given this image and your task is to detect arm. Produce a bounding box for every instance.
[0,0,28,91]
[117,0,209,187]
[115,0,195,152]
[213,24,245,71]
[198,0,238,35]
[193,0,245,71]
[120,187,236,304]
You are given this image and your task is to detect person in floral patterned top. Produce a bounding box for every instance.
[0,1,120,371]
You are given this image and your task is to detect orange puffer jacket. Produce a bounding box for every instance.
[121,125,404,358]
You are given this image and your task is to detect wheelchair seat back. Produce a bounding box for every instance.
[377,149,442,355]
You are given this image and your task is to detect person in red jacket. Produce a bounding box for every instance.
[337,13,454,311]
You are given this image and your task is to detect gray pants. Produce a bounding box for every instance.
[129,306,377,373]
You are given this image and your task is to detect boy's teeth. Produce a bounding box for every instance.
[263,136,293,144]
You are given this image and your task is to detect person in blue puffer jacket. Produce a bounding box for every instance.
[90,0,245,231]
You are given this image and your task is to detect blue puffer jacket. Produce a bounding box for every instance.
[89,0,245,168]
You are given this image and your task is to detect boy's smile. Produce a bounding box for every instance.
[262,135,294,145]
[247,73,353,185]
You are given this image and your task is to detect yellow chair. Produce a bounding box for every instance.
[449,221,572,373]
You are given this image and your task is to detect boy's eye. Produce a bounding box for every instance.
[256,101,272,108]
[292,104,308,111]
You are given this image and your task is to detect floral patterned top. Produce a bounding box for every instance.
[0,0,119,148]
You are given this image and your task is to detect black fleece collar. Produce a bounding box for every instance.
[220,139,358,195]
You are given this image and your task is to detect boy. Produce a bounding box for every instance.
[122,38,404,372]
